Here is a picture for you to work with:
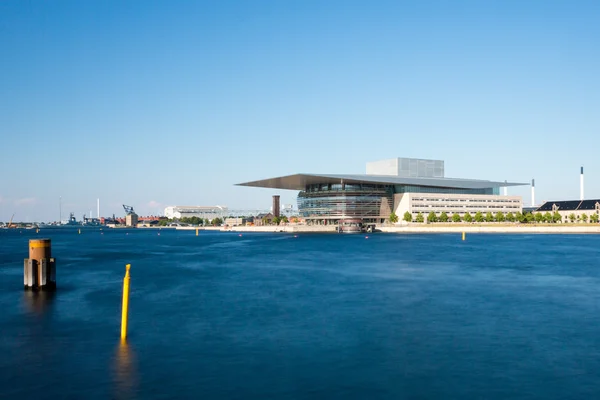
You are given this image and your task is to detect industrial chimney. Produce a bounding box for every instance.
[531,179,535,207]
[272,195,281,218]
[580,167,584,201]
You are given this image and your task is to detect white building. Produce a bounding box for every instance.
[395,193,522,219]
[164,205,228,220]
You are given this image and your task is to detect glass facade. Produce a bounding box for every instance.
[394,185,497,195]
[298,183,392,222]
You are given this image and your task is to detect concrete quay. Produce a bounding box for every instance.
[379,224,600,234]
[176,225,337,233]
[227,225,337,233]
[176,224,600,234]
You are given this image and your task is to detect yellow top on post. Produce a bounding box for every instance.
[30,239,51,248]
[29,238,51,260]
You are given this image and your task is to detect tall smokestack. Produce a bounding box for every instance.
[531,179,535,207]
[272,195,280,217]
[504,180,508,196]
[97,198,100,219]
[580,167,584,201]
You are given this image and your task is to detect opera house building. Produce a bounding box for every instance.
[237,158,527,224]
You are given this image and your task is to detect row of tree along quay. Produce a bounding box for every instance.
[388,211,600,224]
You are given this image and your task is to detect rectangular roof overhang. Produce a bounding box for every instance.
[236,173,528,191]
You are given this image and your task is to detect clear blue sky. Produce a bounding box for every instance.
[1,1,599,222]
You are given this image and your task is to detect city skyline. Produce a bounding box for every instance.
[1,1,599,221]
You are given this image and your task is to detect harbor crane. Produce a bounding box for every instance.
[7,214,16,228]
[123,205,136,215]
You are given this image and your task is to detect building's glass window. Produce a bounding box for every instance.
[298,184,392,221]
[394,185,495,195]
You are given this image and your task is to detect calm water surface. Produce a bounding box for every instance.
[1,228,599,399]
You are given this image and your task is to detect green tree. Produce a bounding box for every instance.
[452,213,461,223]
[439,212,449,223]
[273,216,281,225]
[464,212,473,223]
[495,212,505,222]
[552,211,562,223]
[427,211,437,223]
[403,211,412,223]
[506,212,515,222]
[181,216,202,226]
[474,211,484,223]
[280,216,289,224]
[568,213,575,223]
[590,213,599,223]
[525,213,534,223]
[582,213,588,223]
[211,217,223,226]
[543,212,552,223]
[157,219,169,226]
[515,212,523,223]
[485,212,494,222]
[203,218,210,226]
[389,211,399,224]
[534,213,544,223]
[416,212,424,223]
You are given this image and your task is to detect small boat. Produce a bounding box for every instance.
[338,219,364,233]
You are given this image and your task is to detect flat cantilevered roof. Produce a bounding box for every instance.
[236,173,528,191]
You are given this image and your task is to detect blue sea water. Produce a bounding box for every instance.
[1,228,600,399]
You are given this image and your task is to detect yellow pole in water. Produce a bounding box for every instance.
[196,228,198,236]
[78,229,81,234]
[462,232,466,241]
[121,264,131,341]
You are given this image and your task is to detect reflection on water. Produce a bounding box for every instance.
[22,290,56,316]
[113,340,138,399]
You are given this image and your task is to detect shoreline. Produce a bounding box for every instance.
[174,224,600,234]
[378,225,600,234]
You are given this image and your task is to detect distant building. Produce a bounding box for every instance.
[237,157,527,224]
[164,206,227,220]
[254,213,275,226]
[126,214,138,227]
[225,217,249,226]
[536,200,600,221]
[522,206,538,214]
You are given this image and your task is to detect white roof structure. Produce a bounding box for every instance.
[238,157,526,191]
[237,173,526,191]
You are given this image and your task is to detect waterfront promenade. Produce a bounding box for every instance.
[379,224,600,234]
[175,224,600,234]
